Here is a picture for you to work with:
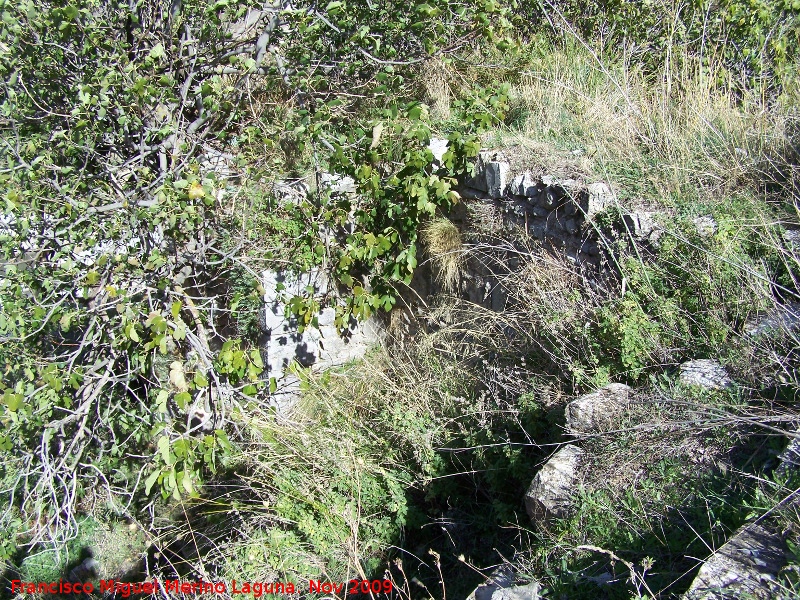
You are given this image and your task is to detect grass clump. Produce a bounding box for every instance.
[422,218,464,292]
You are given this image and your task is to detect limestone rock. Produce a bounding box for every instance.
[586,182,614,218]
[525,444,584,520]
[684,523,786,599]
[623,210,662,243]
[566,383,631,434]
[469,151,511,198]
[510,171,538,197]
[273,179,310,204]
[783,229,800,248]
[466,566,542,600]
[200,146,238,181]
[694,215,717,237]
[743,303,800,338]
[261,269,384,410]
[429,138,449,165]
[489,584,542,600]
[679,359,733,390]
[318,172,356,194]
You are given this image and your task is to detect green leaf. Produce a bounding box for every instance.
[144,469,160,495]
[194,372,208,388]
[174,391,191,409]
[157,436,171,465]
[156,389,169,413]
[3,392,22,412]
[148,43,165,59]
[171,301,182,319]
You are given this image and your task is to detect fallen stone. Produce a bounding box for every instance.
[566,383,631,434]
[525,444,584,520]
[683,522,786,599]
[510,171,538,197]
[623,210,662,242]
[466,566,542,600]
[679,359,733,390]
[694,215,717,237]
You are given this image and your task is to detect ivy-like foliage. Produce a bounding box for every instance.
[0,0,509,558]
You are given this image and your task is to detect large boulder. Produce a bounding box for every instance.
[525,444,584,520]
[683,522,787,599]
[679,359,733,390]
[566,383,631,434]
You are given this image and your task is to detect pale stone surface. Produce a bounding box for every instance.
[694,215,717,237]
[679,359,733,390]
[469,151,511,198]
[525,444,584,520]
[566,383,631,434]
[623,210,662,242]
[743,303,800,337]
[489,583,542,600]
[684,523,786,599]
[261,269,384,409]
[429,137,449,165]
[586,182,614,218]
[272,179,310,204]
[318,172,356,194]
[510,171,538,197]
[200,146,238,181]
[466,567,542,600]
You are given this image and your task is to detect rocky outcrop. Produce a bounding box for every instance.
[679,359,733,390]
[261,269,384,408]
[566,383,631,434]
[683,522,787,599]
[525,444,584,520]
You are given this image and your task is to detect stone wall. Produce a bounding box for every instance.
[260,269,384,408]
[459,149,615,265]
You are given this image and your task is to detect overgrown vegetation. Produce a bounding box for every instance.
[3,0,800,598]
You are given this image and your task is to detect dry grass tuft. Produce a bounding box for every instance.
[419,57,454,121]
[422,217,464,292]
